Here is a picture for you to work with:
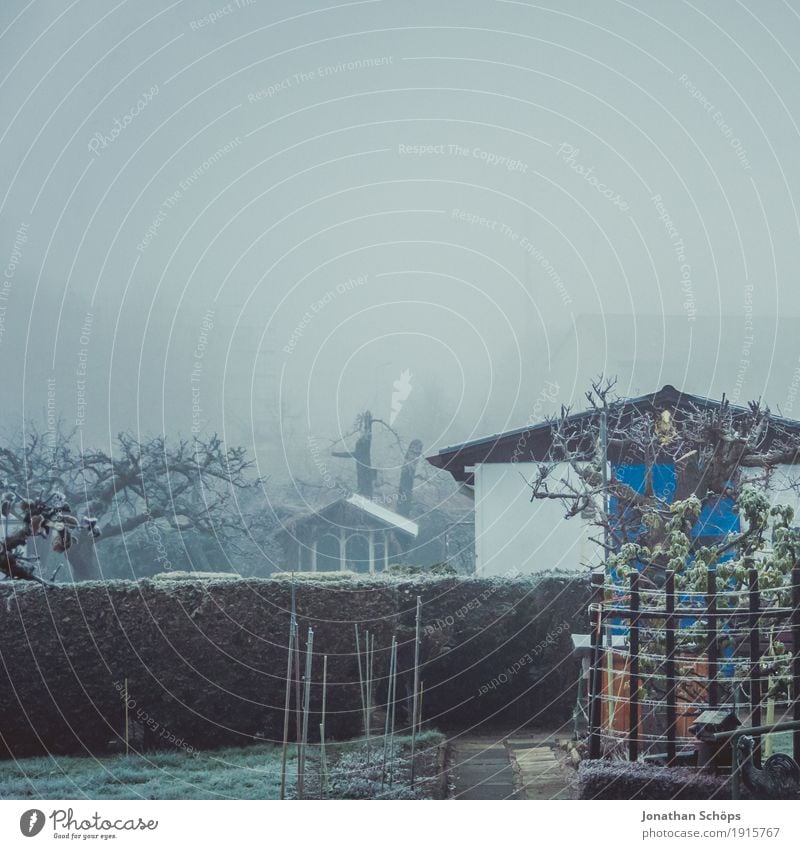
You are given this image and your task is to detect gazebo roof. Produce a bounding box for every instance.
[344,494,418,537]
[284,493,418,538]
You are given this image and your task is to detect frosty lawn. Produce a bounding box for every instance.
[0,732,444,800]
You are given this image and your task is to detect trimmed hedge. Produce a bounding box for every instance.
[0,573,589,757]
[578,760,747,800]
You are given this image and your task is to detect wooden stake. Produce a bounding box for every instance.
[124,677,129,757]
[388,637,398,786]
[354,624,367,738]
[366,631,375,761]
[297,626,314,800]
[320,655,328,798]
[279,616,295,800]
[410,595,422,785]
[365,630,371,741]
[381,636,396,790]
[292,579,302,755]
[368,633,375,732]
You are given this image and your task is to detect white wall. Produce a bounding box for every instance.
[473,462,800,577]
[759,464,800,512]
[473,462,600,576]
[742,464,800,539]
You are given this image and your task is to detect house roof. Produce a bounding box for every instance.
[426,384,800,484]
[284,493,419,538]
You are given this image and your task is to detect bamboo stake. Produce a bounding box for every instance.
[292,579,302,754]
[124,677,129,757]
[354,624,367,738]
[368,633,375,732]
[279,615,296,800]
[366,631,375,762]
[381,636,396,790]
[297,626,314,800]
[365,630,371,738]
[320,655,328,798]
[410,595,422,786]
[388,637,398,787]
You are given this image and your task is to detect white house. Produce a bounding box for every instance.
[427,385,800,577]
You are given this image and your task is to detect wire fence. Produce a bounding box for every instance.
[587,565,800,766]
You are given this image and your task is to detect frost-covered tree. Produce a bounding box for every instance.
[0,425,260,581]
[0,489,99,584]
[529,378,800,702]
[528,376,800,586]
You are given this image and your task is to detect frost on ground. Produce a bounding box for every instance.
[0,732,444,801]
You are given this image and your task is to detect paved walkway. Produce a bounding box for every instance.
[448,731,575,800]
[449,737,520,800]
[506,734,575,800]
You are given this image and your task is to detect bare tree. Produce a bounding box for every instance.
[528,377,800,586]
[0,425,260,581]
[329,410,415,507]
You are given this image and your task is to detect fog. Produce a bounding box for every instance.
[2,0,800,492]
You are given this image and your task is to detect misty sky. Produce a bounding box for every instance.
[2,0,800,485]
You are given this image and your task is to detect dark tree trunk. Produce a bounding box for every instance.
[332,411,376,498]
[183,531,213,572]
[397,439,423,517]
[65,534,100,582]
[353,430,374,498]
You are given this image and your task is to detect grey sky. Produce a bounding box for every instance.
[2,0,799,483]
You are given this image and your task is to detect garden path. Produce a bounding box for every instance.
[449,731,576,800]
